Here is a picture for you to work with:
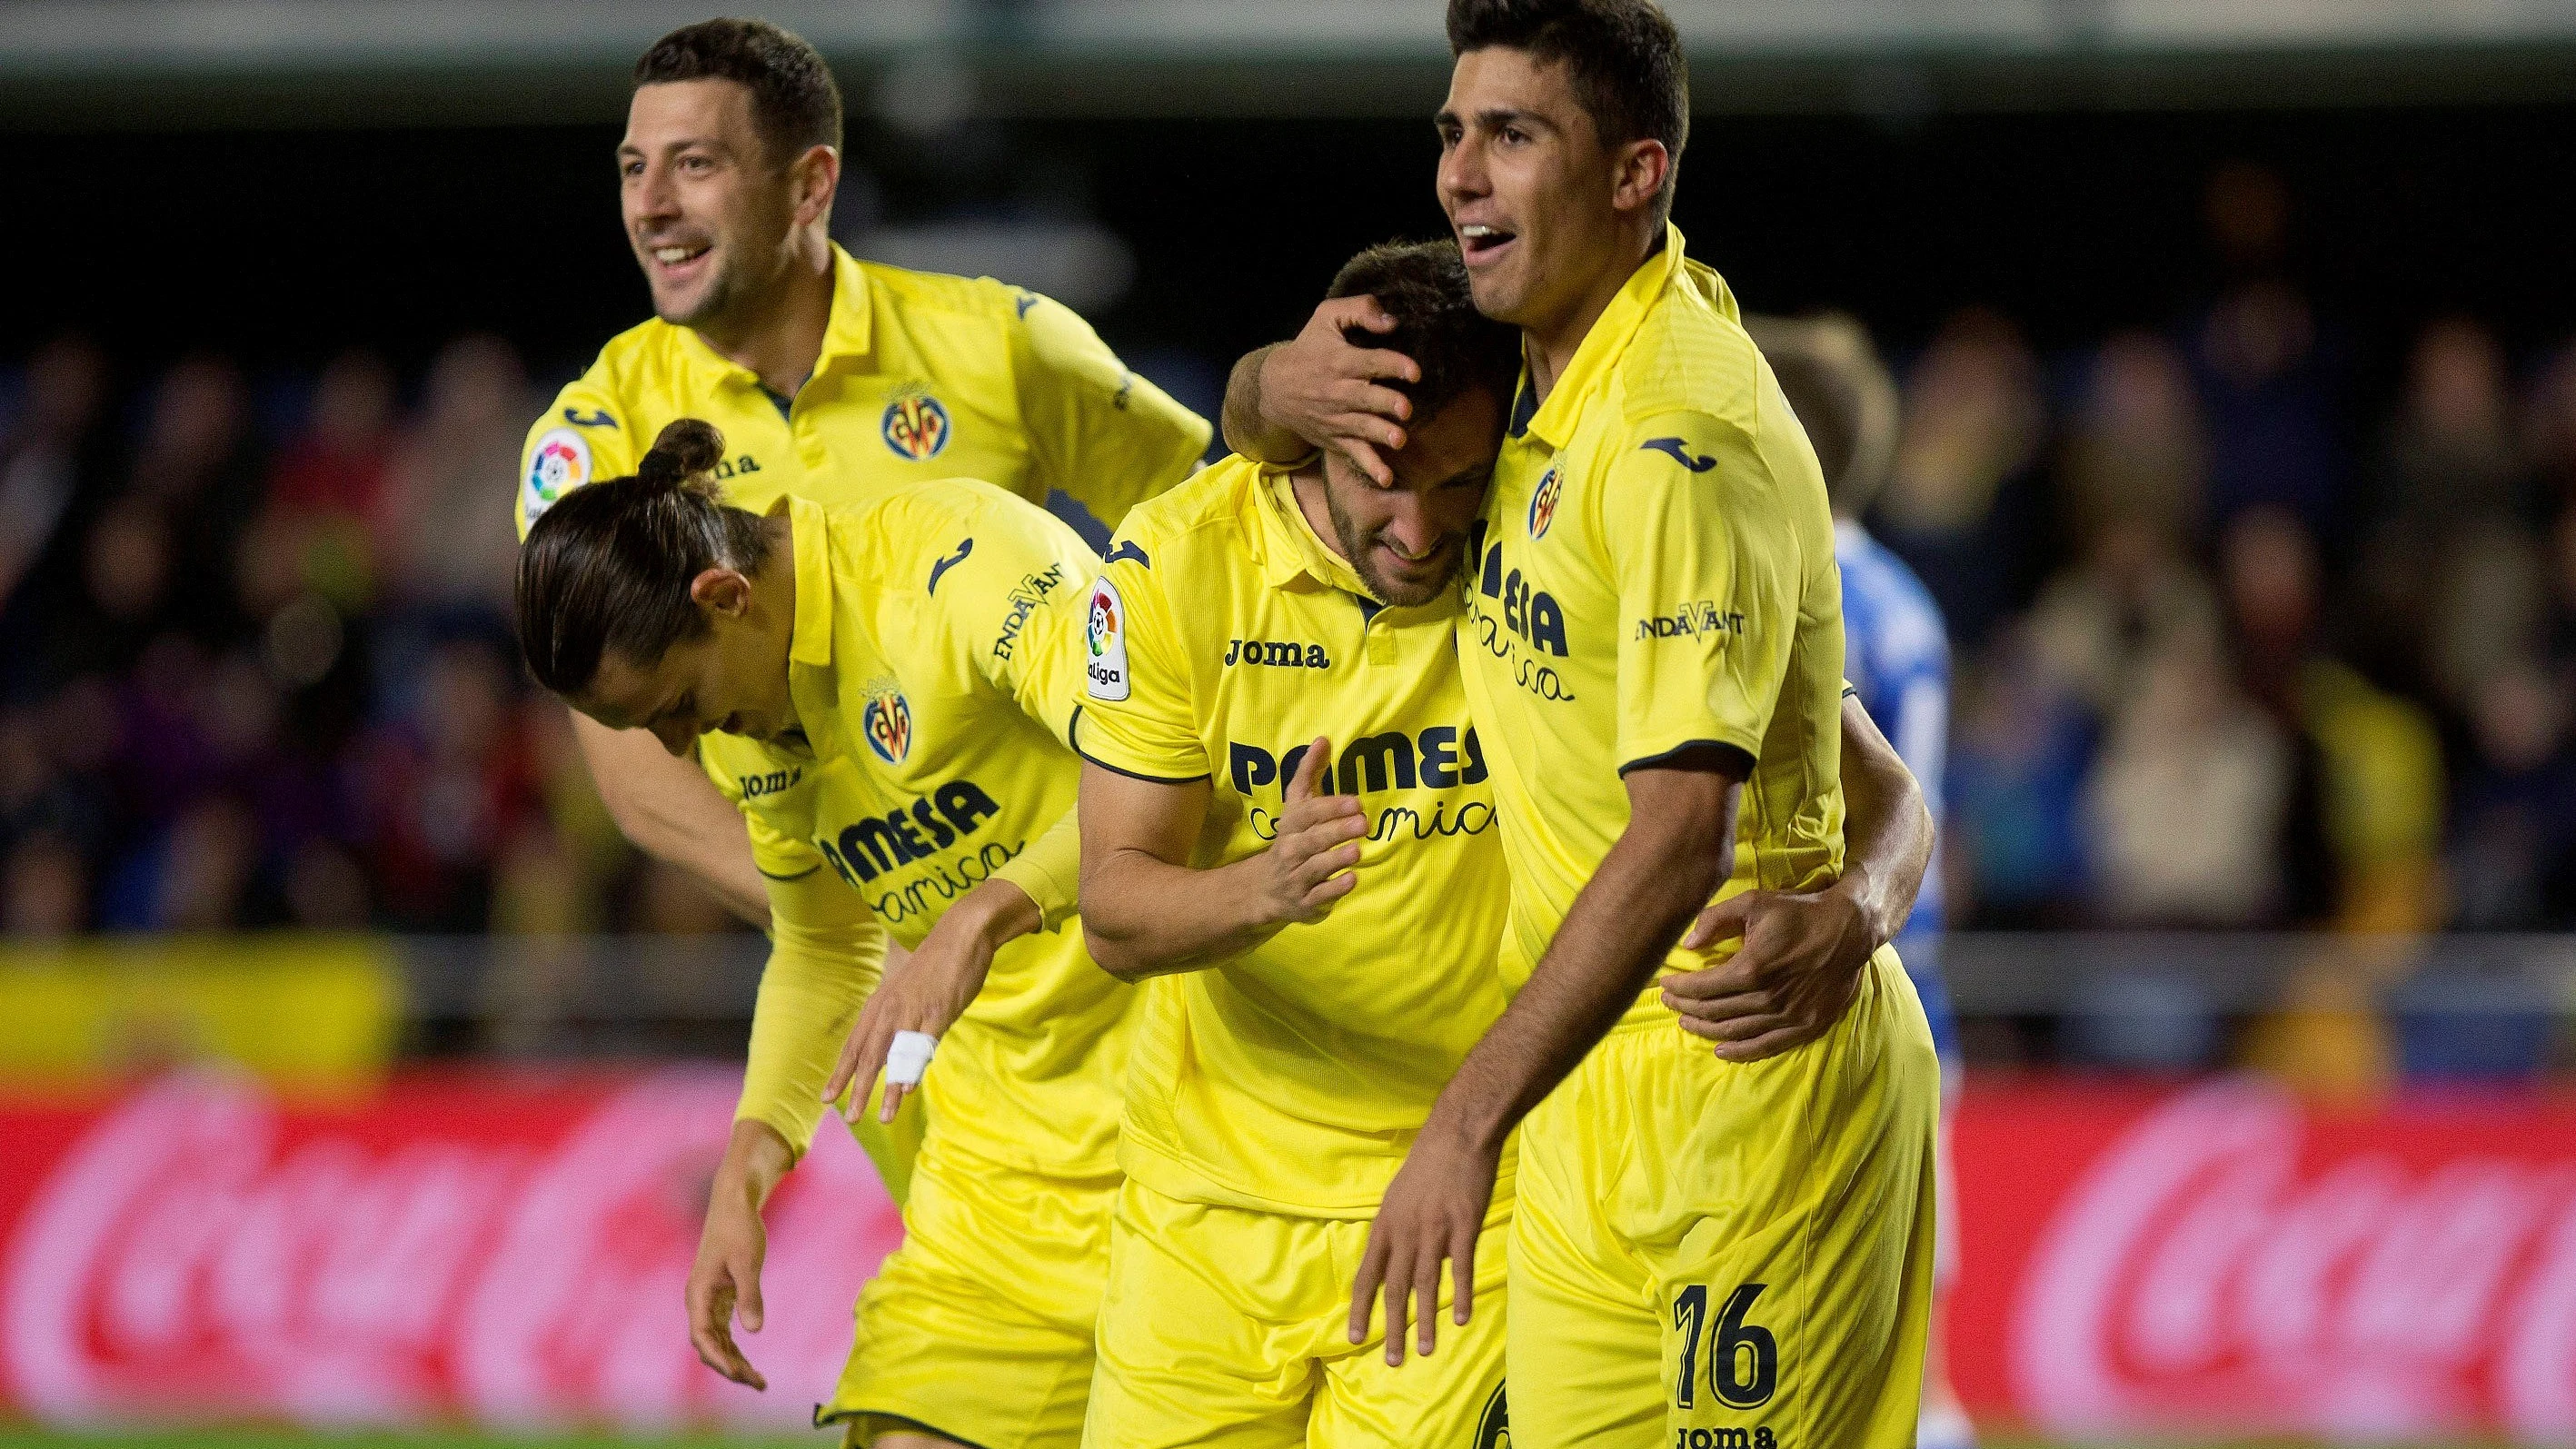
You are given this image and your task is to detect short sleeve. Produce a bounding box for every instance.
[1007,289,1211,532]
[1603,412,1803,775]
[701,734,833,882]
[1067,541,1210,784]
[516,373,638,540]
[912,486,1103,745]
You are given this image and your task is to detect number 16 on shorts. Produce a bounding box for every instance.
[1670,1282,1778,1449]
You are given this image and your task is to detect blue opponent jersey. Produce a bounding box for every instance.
[1836,519,1960,1063]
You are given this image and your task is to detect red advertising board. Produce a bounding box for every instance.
[1951,1078,2576,1444]
[0,1068,900,1431]
[6,1070,2576,1440]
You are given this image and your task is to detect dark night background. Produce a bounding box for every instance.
[17,104,2576,396]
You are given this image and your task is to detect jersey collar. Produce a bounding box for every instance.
[816,243,875,372]
[671,243,874,391]
[1255,465,1381,603]
[1522,222,1687,451]
[785,494,836,670]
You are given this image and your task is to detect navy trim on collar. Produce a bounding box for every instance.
[1507,375,1537,439]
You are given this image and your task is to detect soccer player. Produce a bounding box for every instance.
[1224,4,1943,1445]
[513,18,1204,1413]
[518,419,1129,1449]
[1750,313,1973,1449]
[517,17,1208,925]
[1070,240,1519,1447]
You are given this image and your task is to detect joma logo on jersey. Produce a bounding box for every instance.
[1671,1430,1774,1449]
[990,564,1067,661]
[862,691,913,765]
[1228,726,1487,796]
[705,453,762,481]
[1636,601,1744,642]
[882,392,951,460]
[738,766,802,799]
[1471,521,1569,658]
[816,780,1004,885]
[1224,639,1330,669]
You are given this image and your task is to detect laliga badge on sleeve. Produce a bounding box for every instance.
[523,427,592,523]
[1085,576,1131,701]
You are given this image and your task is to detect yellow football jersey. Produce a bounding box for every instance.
[1460,226,1848,1029]
[1073,454,1514,1217]
[702,487,1132,1178]
[516,243,1208,540]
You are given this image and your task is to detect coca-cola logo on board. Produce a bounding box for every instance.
[0,1071,900,1430]
[2011,1082,2576,1443]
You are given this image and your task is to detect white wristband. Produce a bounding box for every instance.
[884,1030,939,1087]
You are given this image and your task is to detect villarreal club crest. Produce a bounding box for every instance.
[1527,463,1564,541]
[862,688,914,766]
[881,390,952,461]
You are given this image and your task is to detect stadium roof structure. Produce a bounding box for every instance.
[8,0,2576,125]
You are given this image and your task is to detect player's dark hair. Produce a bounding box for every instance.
[1326,240,1522,423]
[516,419,777,698]
[634,18,843,166]
[1445,0,1689,223]
[1746,313,1899,518]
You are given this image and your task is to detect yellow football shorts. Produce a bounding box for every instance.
[840,1080,927,1207]
[1084,1178,1512,1449]
[1506,947,1940,1449]
[820,1124,1119,1449]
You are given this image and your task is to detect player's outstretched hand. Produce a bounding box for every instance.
[823,879,1034,1123]
[1662,884,1873,1062]
[1261,298,1422,487]
[1256,738,1368,926]
[687,1166,771,1391]
[1349,1124,1496,1366]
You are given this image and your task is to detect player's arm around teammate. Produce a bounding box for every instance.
[1220,291,1933,1066]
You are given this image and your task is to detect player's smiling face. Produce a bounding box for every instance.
[568,571,797,756]
[1315,385,1502,608]
[1436,48,1655,337]
[618,79,798,331]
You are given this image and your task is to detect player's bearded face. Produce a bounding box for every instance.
[1319,388,1500,608]
[1437,49,1632,332]
[620,79,801,331]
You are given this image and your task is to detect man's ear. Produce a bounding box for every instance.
[690,567,754,616]
[1609,138,1671,219]
[791,144,839,229]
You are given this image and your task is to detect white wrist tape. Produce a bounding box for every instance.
[884,1030,939,1087]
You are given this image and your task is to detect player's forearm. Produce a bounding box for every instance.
[1419,779,1735,1155]
[1835,697,1933,948]
[1080,848,1288,981]
[715,1118,796,1216]
[569,710,771,926]
[1220,344,1310,464]
[738,910,888,1154]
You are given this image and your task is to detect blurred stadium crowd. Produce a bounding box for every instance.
[0,332,741,946]
[0,165,2569,964]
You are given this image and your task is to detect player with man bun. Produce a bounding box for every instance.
[518,418,1137,1449]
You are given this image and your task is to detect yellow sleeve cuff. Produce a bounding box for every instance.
[992,808,1081,932]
